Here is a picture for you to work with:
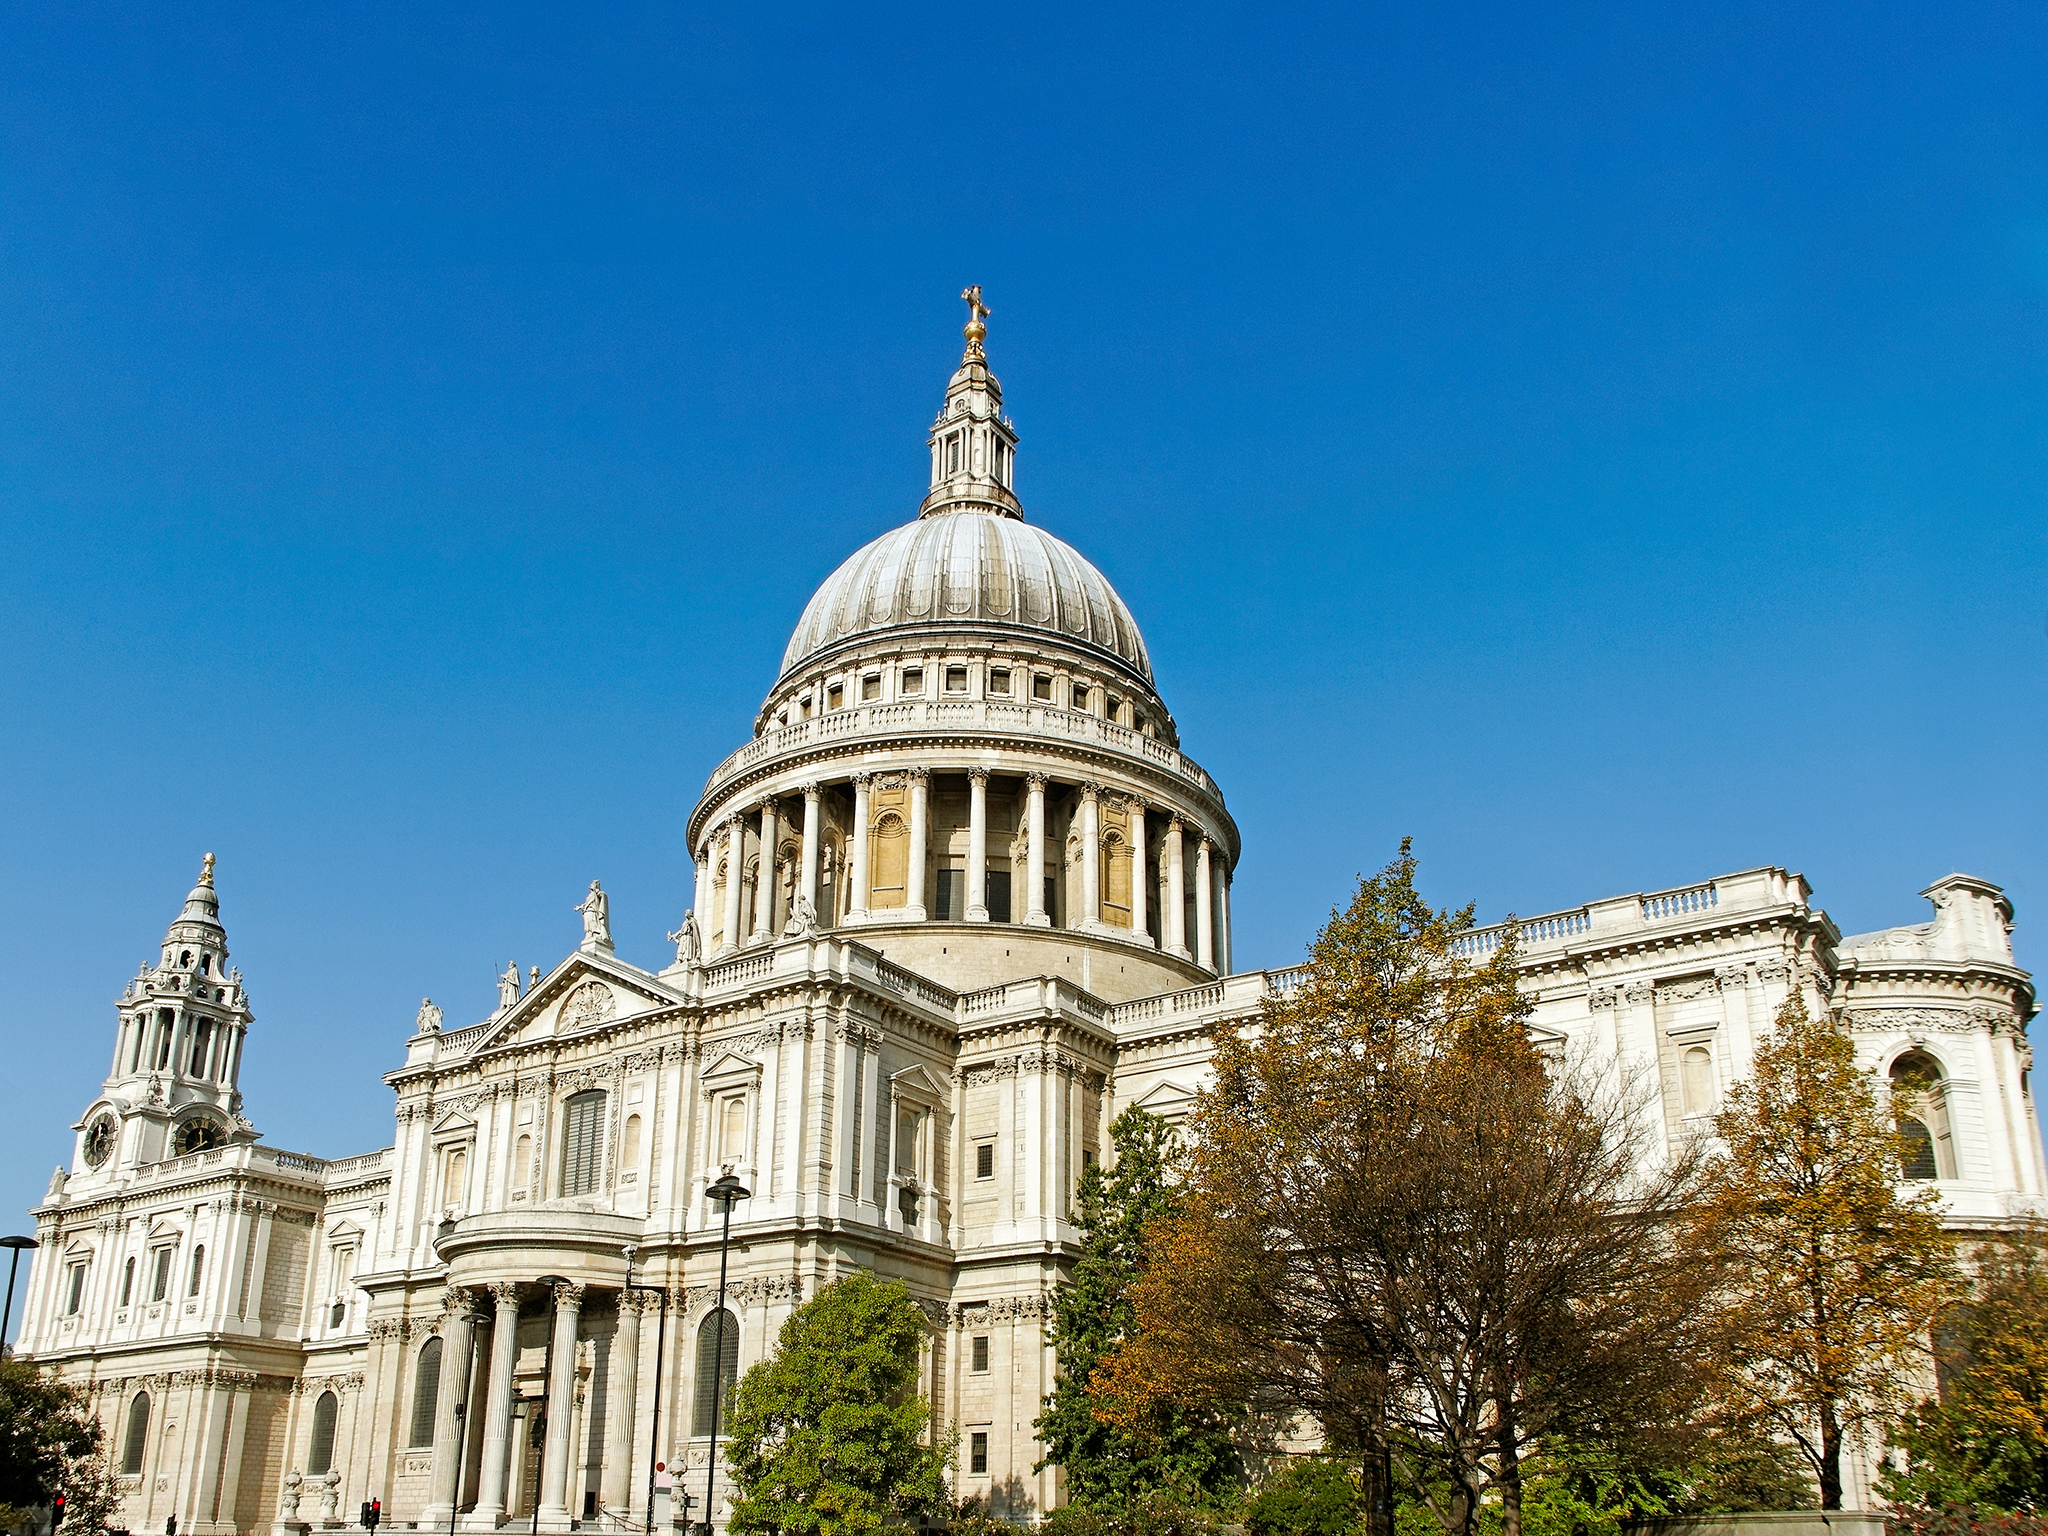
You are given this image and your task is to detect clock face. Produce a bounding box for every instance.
[83,1114,117,1169]
[173,1117,225,1156]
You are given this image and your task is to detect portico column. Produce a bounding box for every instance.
[905,768,930,921]
[849,775,872,922]
[472,1282,523,1525]
[537,1281,584,1523]
[425,1290,483,1524]
[692,848,712,943]
[720,816,746,954]
[1024,774,1050,927]
[751,800,779,944]
[1080,785,1102,931]
[1165,817,1189,959]
[799,785,822,924]
[1196,837,1216,971]
[1220,872,1233,975]
[1129,800,1149,945]
[600,1293,642,1517]
[966,769,990,921]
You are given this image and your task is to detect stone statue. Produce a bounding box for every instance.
[415,998,442,1035]
[146,1072,166,1106]
[667,911,701,967]
[575,881,612,950]
[46,1166,67,1200]
[784,893,818,938]
[497,961,522,1011]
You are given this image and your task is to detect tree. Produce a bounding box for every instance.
[1034,1106,1239,1512]
[1688,991,1958,1509]
[0,1358,119,1533]
[1243,1458,1364,1536]
[1096,844,1711,1536]
[1882,1224,2048,1509]
[724,1271,952,1536]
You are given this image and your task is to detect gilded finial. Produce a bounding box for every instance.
[200,852,215,888]
[961,285,990,361]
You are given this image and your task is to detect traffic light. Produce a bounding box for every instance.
[366,1499,381,1531]
[51,1493,64,1528]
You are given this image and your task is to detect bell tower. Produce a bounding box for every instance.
[71,855,257,1184]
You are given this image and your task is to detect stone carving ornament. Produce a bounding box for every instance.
[562,981,618,1032]
[576,880,613,949]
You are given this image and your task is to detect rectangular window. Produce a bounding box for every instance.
[66,1264,86,1315]
[935,869,963,921]
[560,1090,606,1198]
[945,666,968,693]
[828,683,844,710]
[1045,876,1059,922]
[1071,683,1089,712]
[972,1335,990,1373]
[975,1141,995,1180]
[1032,674,1052,701]
[985,871,1012,924]
[861,674,881,702]
[970,1432,989,1475]
[1083,1148,1098,1169]
[989,668,1011,696]
[948,434,962,474]
[901,668,923,696]
[1106,695,1122,723]
[151,1248,171,1302]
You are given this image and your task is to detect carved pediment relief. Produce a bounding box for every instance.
[465,955,684,1054]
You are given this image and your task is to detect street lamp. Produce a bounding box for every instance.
[621,1245,671,1536]
[698,1175,750,1536]
[529,1275,570,1536]
[0,1236,40,1355]
[448,1299,490,1536]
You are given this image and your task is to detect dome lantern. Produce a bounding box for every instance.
[920,285,1023,523]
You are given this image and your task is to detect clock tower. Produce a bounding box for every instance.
[70,856,257,1189]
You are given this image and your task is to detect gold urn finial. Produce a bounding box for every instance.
[961,284,990,361]
[199,851,216,888]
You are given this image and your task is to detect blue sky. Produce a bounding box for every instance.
[2,2,2043,1310]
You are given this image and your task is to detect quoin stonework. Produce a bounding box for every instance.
[19,292,2043,1531]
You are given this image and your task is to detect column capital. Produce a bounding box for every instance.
[852,771,873,788]
[1024,771,1048,792]
[907,766,930,785]
[1166,814,1184,834]
[618,1288,655,1316]
[726,812,747,832]
[800,782,822,799]
[442,1285,473,1315]
[1080,781,1101,802]
[1197,835,1212,854]
[966,767,989,787]
[551,1281,585,1310]
[489,1282,523,1309]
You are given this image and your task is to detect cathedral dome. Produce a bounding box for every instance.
[779,509,1152,682]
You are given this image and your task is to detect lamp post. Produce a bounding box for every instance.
[697,1175,750,1536]
[621,1246,671,1536]
[529,1275,570,1536]
[0,1236,39,1355]
[448,1299,489,1536]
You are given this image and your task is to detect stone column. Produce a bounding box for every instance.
[1196,838,1216,971]
[720,817,746,955]
[601,1294,642,1517]
[1165,818,1189,959]
[905,768,930,921]
[425,1291,483,1524]
[799,785,822,923]
[1079,786,1102,931]
[849,775,871,922]
[1024,774,1050,927]
[1129,800,1149,945]
[966,769,990,921]
[752,801,779,944]
[472,1283,523,1525]
[691,855,709,947]
[1219,872,1233,975]
[537,1282,584,1523]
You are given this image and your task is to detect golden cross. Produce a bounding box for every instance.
[961,285,991,355]
[200,851,216,887]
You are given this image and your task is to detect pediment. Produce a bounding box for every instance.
[464,953,685,1055]
[325,1219,364,1243]
[1132,1079,1196,1120]
[701,1051,763,1088]
[432,1110,477,1138]
[890,1063,946,1102]
[146,1216,183,1245]
[62,1234,95,1259]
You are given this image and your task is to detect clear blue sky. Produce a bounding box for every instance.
[3,3,2044,1303]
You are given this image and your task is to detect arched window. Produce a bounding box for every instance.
[442,1147,468,1209]
[622,1114,643,1170]
[121,1391,150,1474]
[692,1310,740,1435]
[718,1096,747,1165]
[410,1336,443,1447]
[513,1134,533,1199]
[869,811,909,910]
[307,1390,339,1475]
[121,1257,135,1307]
[561,1091,606,1198]
[150,1247,172,1302]
[1681,1047,1716,1115]
[1101,832,1132,928]
[1892,1051,1958,1180]
[188,1244,205,1297]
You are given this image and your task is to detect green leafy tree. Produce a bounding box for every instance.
[725,1272,953,1536]
[0,1358,120,1533]
[1883,1225,2048,1509]
[1688,991,1958,1509]
[1034,1106,1239,1512]
[1244,1458,1364,1536]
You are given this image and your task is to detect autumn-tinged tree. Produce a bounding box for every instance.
[725,1272,953,1536]
[1882,1224,2048,1510]
[1689,991,1958,1509]
[1035,1107,1239,1512]
[1095,843,1710,1536]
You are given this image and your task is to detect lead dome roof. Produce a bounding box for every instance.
[779,510,1152,682]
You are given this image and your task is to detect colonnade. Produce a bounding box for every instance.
[693,770,1233,972]
[422,1281,658,1531]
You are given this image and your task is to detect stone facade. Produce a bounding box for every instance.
[18,297,2042,1529]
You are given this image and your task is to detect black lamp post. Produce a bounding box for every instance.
[529,1275,570,1536]
[698,1175,750,1536]
[0,1236,39,1356]
[620,1245,671,1536]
